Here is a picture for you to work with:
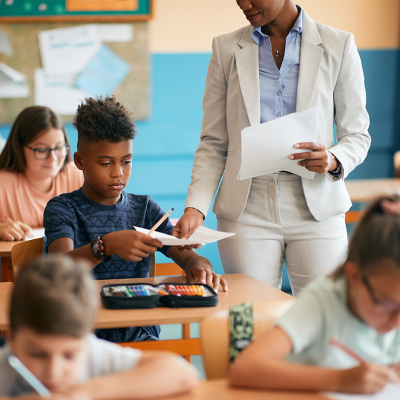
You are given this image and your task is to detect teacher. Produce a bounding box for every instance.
[173,0,370,295]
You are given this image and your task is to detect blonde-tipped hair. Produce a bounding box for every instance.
[10,254,98,337]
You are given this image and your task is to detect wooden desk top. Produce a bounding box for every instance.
[0,282,13,330]
[95,273,291,329]
[162,379,328,400]
[0,274,290,331]
[345,178,400,203]
[0,241,18,258]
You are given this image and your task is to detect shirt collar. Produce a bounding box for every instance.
[252,5,303,46]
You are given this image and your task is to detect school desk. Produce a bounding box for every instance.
[345,178,400,203]
[344,178,400,224]
[96,273,291,356]
[160,379,328,400]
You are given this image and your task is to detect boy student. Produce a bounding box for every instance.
[44,96,228,343]
[0,255,198,397]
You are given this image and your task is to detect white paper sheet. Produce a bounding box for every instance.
[0,62,29,98]
[323,383,400,400]
[26,229,45,241]
[237,108,319,180]
[99,24,133,42]
[0,29,13,56]
[38,24,101,75]
[34,68,89,115]
[133,226,235,246]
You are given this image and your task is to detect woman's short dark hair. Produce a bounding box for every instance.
[0,106,71,173]
[332,194,400,279]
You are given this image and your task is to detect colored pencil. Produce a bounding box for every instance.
[329,339,365,364]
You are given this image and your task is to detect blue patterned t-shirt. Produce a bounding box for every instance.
[43,188,174,343]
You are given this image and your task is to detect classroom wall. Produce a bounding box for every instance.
[1,0,400,283]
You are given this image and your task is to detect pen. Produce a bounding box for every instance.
[8,355,51,397]
[329,339,366,364]
[146,208,174,236]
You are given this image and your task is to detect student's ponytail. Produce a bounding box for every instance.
[332,193,400,280]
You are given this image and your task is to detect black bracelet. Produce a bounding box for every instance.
[90,236,111,262]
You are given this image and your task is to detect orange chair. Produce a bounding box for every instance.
[10,238,44,282]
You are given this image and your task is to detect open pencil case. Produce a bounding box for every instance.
[101,282,219,309]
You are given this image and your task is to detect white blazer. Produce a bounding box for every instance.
[185,11,371,222]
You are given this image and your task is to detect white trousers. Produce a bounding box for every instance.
[217,173,348,297]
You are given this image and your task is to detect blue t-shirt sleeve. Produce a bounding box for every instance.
[43,197,77,250]
[146,198,174,258]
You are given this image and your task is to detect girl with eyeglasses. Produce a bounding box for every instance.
[230,194,400,395]
[0,106,83,241]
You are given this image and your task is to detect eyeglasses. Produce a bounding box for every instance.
[362,275,400,313]
[26,144,70,160]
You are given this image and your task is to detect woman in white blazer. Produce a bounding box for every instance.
[173,0,370,295]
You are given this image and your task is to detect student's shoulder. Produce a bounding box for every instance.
[45,189,83,212]
[124,193,160,209]
[0,170,19,187]
[83,334,142,379]
[58,162,84,182]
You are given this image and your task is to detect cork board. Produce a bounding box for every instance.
[0,22,149,124]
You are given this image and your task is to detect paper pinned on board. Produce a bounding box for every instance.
[237,108,319,180]
[323,383,400,400]
[0,62,29,98]
[0,29,13,56]
[34,68,89,115]
[38,24,102,75]
[75,44,131,97]
[99,24,133,42]
[134,226,236,246]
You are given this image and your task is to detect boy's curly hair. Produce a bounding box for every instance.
[74,96,136,148]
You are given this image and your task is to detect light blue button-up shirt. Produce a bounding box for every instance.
[252,7,303,124]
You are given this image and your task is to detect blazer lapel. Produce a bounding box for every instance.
[296,12,324,112]
[235,26,260,126]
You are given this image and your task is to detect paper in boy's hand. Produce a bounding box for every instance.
[133,226,235,246]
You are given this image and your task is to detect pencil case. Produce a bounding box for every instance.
[100,282,219,309]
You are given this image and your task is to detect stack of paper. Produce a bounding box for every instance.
[134,226,235,246]
[237,108,319,180]
[323,383,400,399]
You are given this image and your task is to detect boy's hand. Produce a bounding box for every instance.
[185,256,228,293]
[103,230,162,262]
[337,363,398,394]
[0,220,32,241]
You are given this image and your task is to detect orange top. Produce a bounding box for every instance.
[0,162,84,227]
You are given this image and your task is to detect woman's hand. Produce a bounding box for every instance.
[336,363,398,394]
[0,220,32,241]
[172,208,204,251]
[289,142,338,174]
[103,230,162,262]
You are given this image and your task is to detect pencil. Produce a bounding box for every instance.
[329,339,366,364]
[146,208,174,236]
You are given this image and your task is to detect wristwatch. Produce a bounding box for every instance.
[90,236,111,262]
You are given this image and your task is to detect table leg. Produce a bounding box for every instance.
[1,257,10,282]
[182,323,191,363]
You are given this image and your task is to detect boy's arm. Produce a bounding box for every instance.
[56,352,198,400]
[229,326,397,394]
[166,247,228,292]
[48,232,162,267]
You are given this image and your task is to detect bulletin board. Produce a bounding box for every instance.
[0,0,152,22]
[0,21,150,124]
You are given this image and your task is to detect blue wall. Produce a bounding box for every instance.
[1,50,399,288]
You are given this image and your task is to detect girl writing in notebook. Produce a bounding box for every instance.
[0,106,83,241]
[230,194,400,394]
